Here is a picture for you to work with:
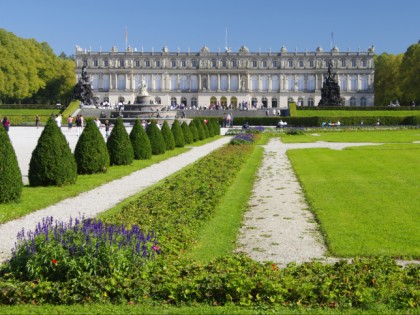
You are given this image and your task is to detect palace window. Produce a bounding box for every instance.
[287,75,294,91]
[221,59,227,68]
[298,60,304,68]
[350,96,357,106]
[272,60,278,67]
[83,59,87,66]
[171,59,177,67]
[145,60,151,67]
[361,75,368,90]
[135,60,140,68]
[93,59,98,67]
[361,59,367,67]
[181,59,186,68]
[211,59,217,68]
[360,96,367,106]
[308,97,314,106]
[350,75,357,91]
[155,60,160,67]
[341,59,347,67]
[262,60,267,67]
[297,76,304,91]
[261,75,268,91]
[252,60,257,68]
[307,75,315,91]
[309,60,314,67]
[271,75,279,91]
[288,59,294,67]
[351,59,357,67]
[104,59,109,67]
[191,59,197,67]
[119,59,125,67]
[232,59,237,67]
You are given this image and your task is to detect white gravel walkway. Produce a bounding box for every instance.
[236,138,384,267]
[0,128,232,263]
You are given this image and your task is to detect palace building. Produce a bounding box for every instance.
[74,44,375,108]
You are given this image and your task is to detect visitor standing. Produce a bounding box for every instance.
[75,115,82,136]
[67,115,73,131]
[2,116,10,132]
[104,120,111,138]
[35,115,40,129]
[94,117,101,129]
[55,114,62,128]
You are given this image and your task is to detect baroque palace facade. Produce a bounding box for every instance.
[74,44,375,108]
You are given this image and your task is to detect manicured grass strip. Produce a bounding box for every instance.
[280,129,420,143]
[297,110,419,117]
[0,148,189,224]
[287,143,420,258]
[187,145,264,262]
[0,303,413,315]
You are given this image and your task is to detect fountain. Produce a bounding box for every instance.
[111,80,191,126]
[72,66,95,105]
[318,61,344,106]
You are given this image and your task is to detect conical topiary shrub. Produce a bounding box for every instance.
[211,118,221,136]
[161,121,175,150]
[189,121,198,142]
[206,119,215,137]
[29,117,77,186]
[74,118,110,174]
[146,121,166,155]
[0,125,23,203]
[203,120,210,138]
[171,120,185,148]
[181,121,193,145]
[130,119,152,160]
[106,117,134,166]
[195,119,206,140]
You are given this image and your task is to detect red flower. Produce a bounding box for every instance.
[52,259,58,265]
[271,263,278,271]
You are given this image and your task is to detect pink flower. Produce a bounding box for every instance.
[152,245,159,251]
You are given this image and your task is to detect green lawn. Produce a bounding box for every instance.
[297,109,419,117]
[280,129,420,143]
[287,143,420,258]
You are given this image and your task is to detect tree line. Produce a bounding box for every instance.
[0,28,75,105]
[0,28,419,106]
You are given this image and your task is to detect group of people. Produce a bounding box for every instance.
[223,113,233,128]
[321,121,341,127]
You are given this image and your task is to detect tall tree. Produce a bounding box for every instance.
[399,43,420,105]
[374,53,403,106]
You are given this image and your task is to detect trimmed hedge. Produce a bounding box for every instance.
[130,119,152,160]
[147,120,166,155]
[74,119,110,174]
[171,120,185,148]
[106,117,134,166]
[161,121,175,150]
[181,121,193,144]
[28,117,77,186]
[0,126,23,203]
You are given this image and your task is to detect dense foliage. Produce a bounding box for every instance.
[181,121,193,144]
[171,120,185,148]
[3,216,159,282]
[146,121,166,155]
[0,28,75,104]
[106,117,134,166]
[74,119,110,174]
[189,120,199,142]
[28,117,77,186]
[0,125,23,203]
[129,119,152,159]
[160,121,175,150]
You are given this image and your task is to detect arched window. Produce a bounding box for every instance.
[251,75,258,91]
[262,97,268,108]
[191,97,197,107]
[210,96,217,107]
[307,75,315,91]
[297,76,304,91]
[350,96,357,106]
[340,76,347,91]
[210,75,218,91]
[221,96,227,107]
[360,96,367,106]
[155,75,162,91]
[251,97,258,108]
[230,96,238,109]
[308,97,314,106]
[220,75,228,91]
[287,76,294,91]
[272,97,278,108]
[171,97,177,106]
[117,74,126,91]
[261,75,268,91]
[181,96,187,106]
[190,75,198,91]
[180,75,188,92]
[298,97,304,106]
[350,75,357,91]
[271,75,279,91]
[230,75,238,91]
[171,75,177,91]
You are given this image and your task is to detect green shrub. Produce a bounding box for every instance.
[106,117,134,166]
[0,126,23,203]
[285,128,305,135]
[161,121,175,150]
[171,119,185,148]
[28,117,77,186]
[146,120,166,155]
[130,119,152,159]
[289,101,298,116]
[74,119,109,174]
[206,119,215,137]
[203,120,210,138]
[194,119,206,140]
[210,118,221,135]
[181,121,193,144]
[189,120,199,142]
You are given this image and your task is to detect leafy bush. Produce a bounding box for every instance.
[2,216,159,282]
[130,119,152,159]
[181,121,193,144]
[28,117,77,186]
[146,121,166,155]
[285,128,305,135]
[171,120,185,148]
[0,125,23,203]
[74,119,109,174]
[106,117,134,166]
[161,121,175,150]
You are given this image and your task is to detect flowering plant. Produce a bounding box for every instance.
[230,133,255,145]
[5,216,159,281]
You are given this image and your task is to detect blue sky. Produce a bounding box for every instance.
[1,0,419,56]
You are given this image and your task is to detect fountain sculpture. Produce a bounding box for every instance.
[318,61,344,106]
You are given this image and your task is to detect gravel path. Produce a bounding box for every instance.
[236,138,385,267]
[0,129,232,263]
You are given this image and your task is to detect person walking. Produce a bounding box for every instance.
[67,115,73,131]
[75,115,82,136]
[2,116,10,132]
[35,115,40,129]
